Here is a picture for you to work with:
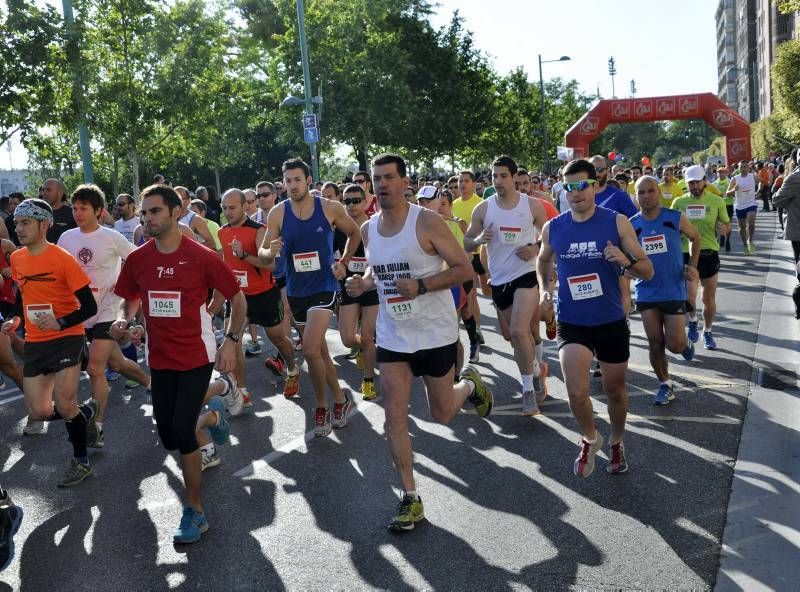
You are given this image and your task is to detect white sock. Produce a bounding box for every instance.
[689,314,698,322]
[96,421,103,431]
[660,380,670,387]
[405,490,418,500]
[200,442,215,455]
[521,374,534,392]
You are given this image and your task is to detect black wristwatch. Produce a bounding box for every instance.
[225,332,240,343]
[417,279,428,295]
[623,256,639,271]
[238,250,249,260]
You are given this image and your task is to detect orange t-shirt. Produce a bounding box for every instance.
[11,244,91,342]
[537,197,559,220]
[758,169,770,187]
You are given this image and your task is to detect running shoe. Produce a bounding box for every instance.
[200,446,220,471]
[743,243,751,256]
[0,493,23,571]
[57,459,93,488]
[748,241,756,253]
[592,361,602,377]
[88,425,104,449]
[224,388,245,417]
[294,336,303,351]
[314,407,331,437]
[574,433,604,478]
[346,347,359,360]
[22,417,44,435]
[476,329,485,345]
[105,369,120,381]
[356,350,364,370]
[536,361,549,404]
[361,379,377,401]
[606,441,629,474]
[687,320,699,344]
[124,379,140,388]
[653,383,675,405]
[173,506,208,544]
[468,342,480,363]
[703,331,717,350]
[681,342,695,361]
[283,370,300,398]
[264,355,285,377]
[388,494,424,532]
[521,391,540,416]
[206,397,230,446]
[545,315,557,340]
[245,340,262,357]
[460,365,493,417]
[332,390,353,428]
[241,391,253,408]
[219,372,236,397]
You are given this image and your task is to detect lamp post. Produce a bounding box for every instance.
[538,54,571,174]
[608,56,617,98]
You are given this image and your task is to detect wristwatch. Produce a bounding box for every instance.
[225,332,240,343]
[417,279,428,295]
[238,250,249,260]
[623,256,639,271]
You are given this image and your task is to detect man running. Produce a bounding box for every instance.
[112,184,245,544]
[658,166,684,208]
[252,182,276,225]
[259,158,361,436]
[588,156,638,217]
[113,194,140,243]
[174,186,216,248]
[630,176,700,404]
[672,165,731,350]
[4,198,99,487]
[726,160,758,255]
[58,184,151,447]
[465,155,547,415]
[714,167,733,252]
[41,179,77,242]
[218,188,299,399]
[345,153,492,531]
[537,159,653,477]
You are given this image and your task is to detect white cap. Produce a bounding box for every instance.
[684,165,706,182]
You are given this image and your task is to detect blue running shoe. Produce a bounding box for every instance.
[105,369,120,381]
[206,397,230,446]
[0,494,23,571]
[681,342,695,361]
[173,506,208,544]
[703,331,717,350]
[687,321,699,343]
[653,383,674,405]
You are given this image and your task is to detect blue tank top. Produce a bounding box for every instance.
[281,197,337,297]
[629,208,686,303]
[550,207,624,326]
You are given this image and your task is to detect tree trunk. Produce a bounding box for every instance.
[130,144,140,198]
[111,153,119,198]
[213,165,221,199]
[354,143,368,172]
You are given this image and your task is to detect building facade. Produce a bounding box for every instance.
[0,170,28,196]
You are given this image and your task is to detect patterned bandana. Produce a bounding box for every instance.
[14,200,53,223]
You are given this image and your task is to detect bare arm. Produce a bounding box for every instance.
[191,216,216,249]
[239,225,273,270]
[725,177,737,196]
[325,200,361,265]
[463,201,490,252]
[614,215,654,280]
[258,203,285,264]
[679,213,701,269]
[535,222,556,295]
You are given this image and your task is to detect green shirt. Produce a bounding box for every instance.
[205,219,222,250]
[714,178,732,205]
[670,193,730,252]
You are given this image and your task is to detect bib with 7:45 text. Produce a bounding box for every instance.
[293,251,321,273]
[386,296,417,321]
[149,291,181,317]
[567,273,603,301]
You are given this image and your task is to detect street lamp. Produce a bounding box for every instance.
[538,55,571,174]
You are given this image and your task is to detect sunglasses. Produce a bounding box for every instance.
[563,179,598,192]
[595,167,607,173]
[416,186,439,200]
[256,192,273,198]
[342,197,364,205]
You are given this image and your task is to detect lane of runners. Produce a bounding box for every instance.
[0,152,794,584]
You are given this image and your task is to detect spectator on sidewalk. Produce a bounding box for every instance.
[771,151,800,318]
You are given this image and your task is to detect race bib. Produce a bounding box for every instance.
[662,192,672,202]
[386,296,417,321]
[148,291,181,317]
[499,226,522,245]
[293,251,321,273]
[686,205,706,220]
[233,270,248,288]
[642,234,668,255]
[347,257,368,274]
[568,273,603,301]
[26,304,54,324]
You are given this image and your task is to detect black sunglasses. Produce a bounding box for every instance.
[342,197,364,205]
[256,192,273,198]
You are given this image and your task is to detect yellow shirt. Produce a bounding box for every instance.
[452,194,483,253]
[658,181,684,208]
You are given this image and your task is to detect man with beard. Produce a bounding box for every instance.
[588,156,638,217]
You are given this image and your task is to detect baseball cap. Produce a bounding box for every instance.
[416,185,439,200]
[684,165,706,182]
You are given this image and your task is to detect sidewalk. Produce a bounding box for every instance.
[716,212,800,591]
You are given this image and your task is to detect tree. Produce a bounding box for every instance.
[775,0,800,13]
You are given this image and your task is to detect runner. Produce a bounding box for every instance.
[630,176,701,404]
[353,171,379,216]
[259,158,361,436]
[714,167,733,252]
[57,184,151,448]
[4,198,100,487]
[190,200,222,251]
[218,188,299,400]
[658,166,684,208]
[40,179,77,242]
[627,165,643,197]
[537,159,653,477]
[726,160,758,255]
[174,186,215,248]
[345,153,493,531]
[465,155,548,415]
[672,165,731,350]
[113,194,140,243]
[588,156,638,217]
[253,182,276,225]
[334,184,378,399]
[112,184,245,544]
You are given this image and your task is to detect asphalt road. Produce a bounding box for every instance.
[0,212,785,591]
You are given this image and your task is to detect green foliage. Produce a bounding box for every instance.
[775,0,800,14]
[750,114,789,158]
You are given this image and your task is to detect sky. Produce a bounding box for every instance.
[2,0,720,170]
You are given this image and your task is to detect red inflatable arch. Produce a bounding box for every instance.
[564,92,751,164]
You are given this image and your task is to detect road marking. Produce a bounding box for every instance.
[463,407,741,424]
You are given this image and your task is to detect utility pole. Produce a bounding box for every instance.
[608,56,617,99]
[630,79,636,98]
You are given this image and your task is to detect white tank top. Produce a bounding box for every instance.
[484,192,537,285]
[367,205,458,353]
[179,210,206,244]
[733,173,757,209]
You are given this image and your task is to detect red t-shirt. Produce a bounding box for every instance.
[537,197,559,220]
[114,236,239,370]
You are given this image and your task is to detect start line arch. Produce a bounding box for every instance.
[564,92,751,164]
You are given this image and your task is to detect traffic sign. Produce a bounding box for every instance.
[302,114,318,129]
[303,127,319,144]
